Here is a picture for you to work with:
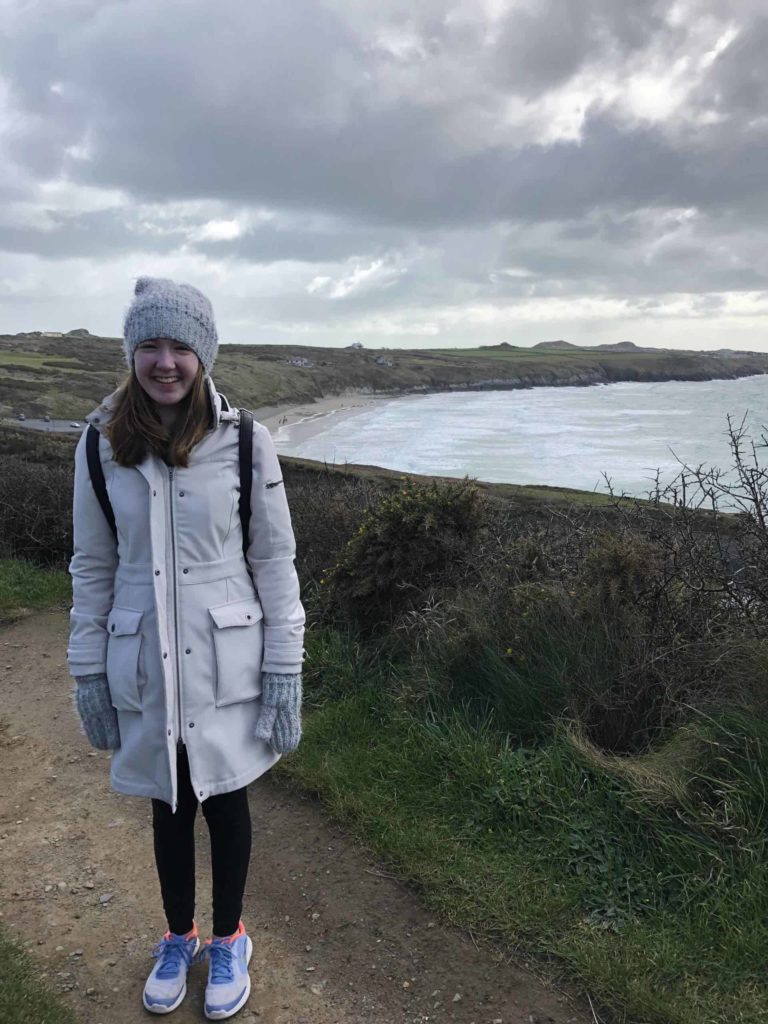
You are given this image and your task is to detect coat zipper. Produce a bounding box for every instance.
[168,466,183,743]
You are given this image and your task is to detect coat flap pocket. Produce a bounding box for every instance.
[209,599,263,630]
[106,606,143,637]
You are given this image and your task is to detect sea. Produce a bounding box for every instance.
[273,375,768,499]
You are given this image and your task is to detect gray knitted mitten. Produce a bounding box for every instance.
[253,672,302,754]
[74,674,121,751]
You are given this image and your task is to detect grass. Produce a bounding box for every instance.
[0,353,81,368]
[278,629,768,1024]
[284,455,637,509]
[0,559,71,623]
[0,924,78,1024]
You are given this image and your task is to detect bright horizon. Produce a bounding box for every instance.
[3,328,766,357]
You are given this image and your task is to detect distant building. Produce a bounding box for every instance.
[347,341,364,349]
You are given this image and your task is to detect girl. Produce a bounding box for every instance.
[68,277,304,1019]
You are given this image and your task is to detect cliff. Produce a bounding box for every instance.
[0,332,766,421]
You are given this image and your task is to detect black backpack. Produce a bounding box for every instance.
[85,404,254,561]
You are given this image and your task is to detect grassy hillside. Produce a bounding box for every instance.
[1,332,767,421]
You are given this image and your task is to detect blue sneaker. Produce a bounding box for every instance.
[200,921,253,1020]
[142,926,200,1014]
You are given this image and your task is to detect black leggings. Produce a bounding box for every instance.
[151,745,252,937]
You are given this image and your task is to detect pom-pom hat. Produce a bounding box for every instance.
[123,276,219,374]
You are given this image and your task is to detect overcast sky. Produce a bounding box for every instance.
[1,0,767,350]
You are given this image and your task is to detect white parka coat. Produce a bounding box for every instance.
[67,379,305,809]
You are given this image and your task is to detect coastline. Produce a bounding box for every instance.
[256,392,395,444]
[255,369,768,449]
[256,376,768,496]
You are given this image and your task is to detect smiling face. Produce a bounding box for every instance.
[133,337,201,409]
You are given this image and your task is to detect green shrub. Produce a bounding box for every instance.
[323,478,484,631]
[283,463,388,586]
[0,458,73,567]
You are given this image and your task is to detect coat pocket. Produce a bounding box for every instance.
[209,598,264,707]
[105,606,144,712]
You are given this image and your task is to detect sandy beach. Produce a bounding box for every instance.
[1,393,399,444]
[255,391,396,445]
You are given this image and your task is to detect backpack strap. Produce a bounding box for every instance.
[238,410,253,565]
[85,424,117,541]
[222,393,252,562]
[85,410,252,559]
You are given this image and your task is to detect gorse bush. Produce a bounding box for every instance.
[282,463,387,586]
[569,526,768,750]
[569,533,686,751]
[0,456,73,567]
[323,477,485,631]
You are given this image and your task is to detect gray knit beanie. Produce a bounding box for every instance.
[123,276,219,373]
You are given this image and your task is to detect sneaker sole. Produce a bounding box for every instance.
[143,981,187,1015]
[204,936,253,1021]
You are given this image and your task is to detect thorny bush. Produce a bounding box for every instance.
[321,477,485,632]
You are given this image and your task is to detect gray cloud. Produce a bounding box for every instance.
[0,1,767,348]
[0,209,183,259]
[2,1,763,228]
[491,0,673,96]
[693,14,768,118]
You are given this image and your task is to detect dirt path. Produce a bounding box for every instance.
[0,612,589,1024]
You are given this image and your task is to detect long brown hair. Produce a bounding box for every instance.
[106,365,213,468]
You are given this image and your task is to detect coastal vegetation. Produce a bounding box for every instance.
[282,436,768,1024]
[2,407,767,1023]
[1,331,767,422]
[1,328,766,1022]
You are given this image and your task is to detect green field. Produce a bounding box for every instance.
[0,352,82,368]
